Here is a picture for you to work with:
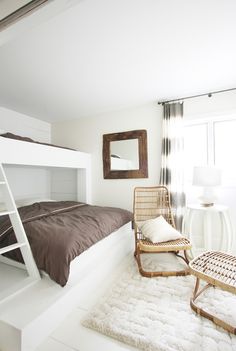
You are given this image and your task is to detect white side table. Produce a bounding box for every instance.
[182,204,233,257]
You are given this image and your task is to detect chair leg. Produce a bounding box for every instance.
[134,230,138,258]
[175,250,190,264]
[134,239,138,258]
[135,244,149,276]
[134,246,190,277]
[184,249,190,264]
[190,277,236,335]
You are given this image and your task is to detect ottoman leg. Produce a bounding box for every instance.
[190,277,236,335]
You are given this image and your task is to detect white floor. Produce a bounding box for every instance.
[35,246,236,351]
[30,242,236,351]
[36,256,137,351]
[36,306,137,351]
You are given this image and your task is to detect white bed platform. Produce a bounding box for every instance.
[0,223,133,351]
[0,136,133,351]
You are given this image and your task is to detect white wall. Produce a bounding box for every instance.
[52,103,162,211]
[0,106,51,142]
[4,165,51,202]
[52,93,236,253]
[184,90,236,120]
[0,106,52,201]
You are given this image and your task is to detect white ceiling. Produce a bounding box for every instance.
[0,0,236,122]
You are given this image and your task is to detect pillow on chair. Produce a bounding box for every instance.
[139,215,183,243]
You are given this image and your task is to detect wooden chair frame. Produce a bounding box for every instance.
[133,186,191,277]
[189,251,236,334]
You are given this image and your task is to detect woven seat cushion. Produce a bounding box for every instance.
[139,215,183,243]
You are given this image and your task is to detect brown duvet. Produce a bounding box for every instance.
[0,201,133,286]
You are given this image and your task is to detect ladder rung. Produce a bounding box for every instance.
[0,163,40,284]
[0,210,16,217]
[0,243,26,255]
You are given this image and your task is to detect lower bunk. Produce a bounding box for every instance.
[0,199,133,351]
[0,221,133,351]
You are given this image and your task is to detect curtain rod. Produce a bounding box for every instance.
[157,87,236,105]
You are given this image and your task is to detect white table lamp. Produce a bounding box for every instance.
[193,166,221,207]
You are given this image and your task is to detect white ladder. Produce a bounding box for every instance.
[0,163,41,303]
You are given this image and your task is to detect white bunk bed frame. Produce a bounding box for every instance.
[0,137,133,351]
[0,136,92,294]
[0,136,92,204]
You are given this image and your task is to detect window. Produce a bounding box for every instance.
[184,123,208,183]
[214,119,236,184]
[184,116,236,187]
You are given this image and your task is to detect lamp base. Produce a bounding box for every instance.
[200,202,214,207]
[198,187,217,208]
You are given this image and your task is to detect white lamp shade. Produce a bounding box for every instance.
[193,166,221,187]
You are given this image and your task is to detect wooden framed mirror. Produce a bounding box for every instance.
[103,129,148,179]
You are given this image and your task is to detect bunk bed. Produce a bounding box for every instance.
[0,133,133,351]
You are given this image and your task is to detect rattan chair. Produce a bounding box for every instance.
[133,186,192,277]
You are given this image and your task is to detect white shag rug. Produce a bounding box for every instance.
[82,253,236,351]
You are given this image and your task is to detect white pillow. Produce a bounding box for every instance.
[139,215,183,243]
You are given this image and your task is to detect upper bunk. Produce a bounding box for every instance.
[0,132,91,169]
[0,132,92,203]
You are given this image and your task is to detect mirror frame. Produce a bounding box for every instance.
[103,129,148,179]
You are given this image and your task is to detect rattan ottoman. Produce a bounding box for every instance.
[189,251,236,334]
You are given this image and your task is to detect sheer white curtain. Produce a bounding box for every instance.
[159,102,185,230]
